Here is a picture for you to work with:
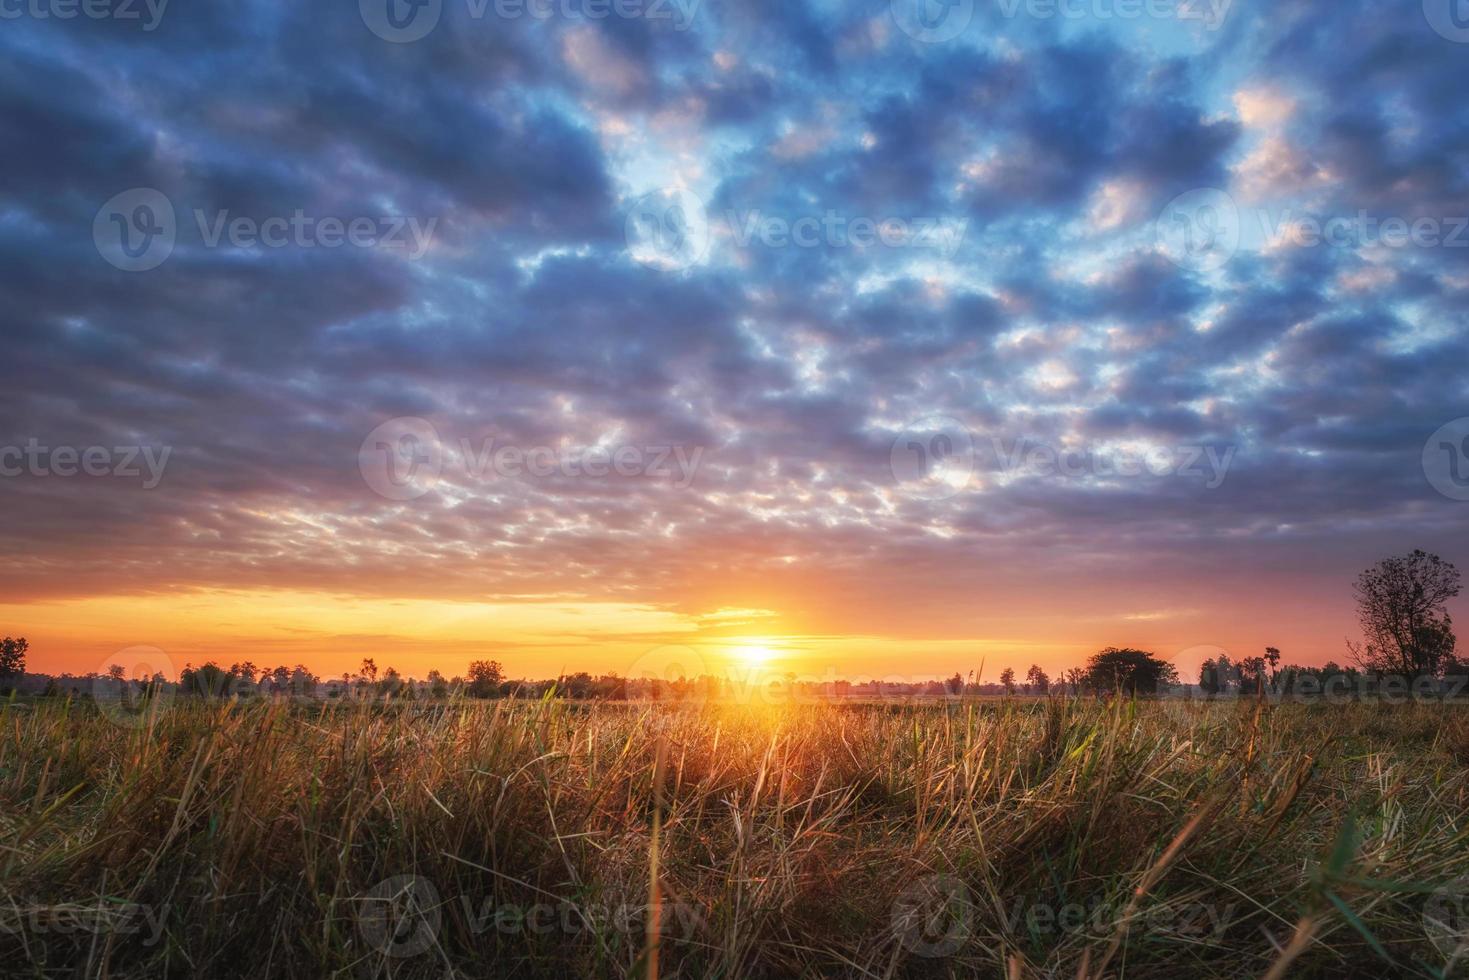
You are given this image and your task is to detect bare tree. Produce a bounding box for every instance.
[1350,550,1460,678]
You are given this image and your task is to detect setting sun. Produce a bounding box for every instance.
[731,644,777,670]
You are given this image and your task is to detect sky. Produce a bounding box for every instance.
[2,0,1467,685]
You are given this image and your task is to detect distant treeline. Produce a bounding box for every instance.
[10,647,1468,704]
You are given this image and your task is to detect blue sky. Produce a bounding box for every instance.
[2,0,1467,678]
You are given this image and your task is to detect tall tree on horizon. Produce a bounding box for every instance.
[1084,648,1178,696]
[1350,550,1460,678]
[0,636,27,692]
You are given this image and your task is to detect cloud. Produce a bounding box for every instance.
[2,0,1466,669]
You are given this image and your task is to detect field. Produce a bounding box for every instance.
[2,696,1468,979]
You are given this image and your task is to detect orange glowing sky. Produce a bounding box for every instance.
[5,556,1433,685]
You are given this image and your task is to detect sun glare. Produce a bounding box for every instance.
[732,644,775,669]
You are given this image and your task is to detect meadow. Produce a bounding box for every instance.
[2,696,1467,979]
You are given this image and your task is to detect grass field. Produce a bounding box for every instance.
[2,696,1468,978]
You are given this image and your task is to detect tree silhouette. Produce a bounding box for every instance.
[467,660,504,698]
[0,636,26,692]
[1350,550,1460,678]
[1083,648,1178,696]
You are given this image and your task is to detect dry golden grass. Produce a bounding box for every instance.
[2,695,1468,978]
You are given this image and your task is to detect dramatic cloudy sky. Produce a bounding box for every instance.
[2,0,1466,682]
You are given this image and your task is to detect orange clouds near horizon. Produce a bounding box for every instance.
[0,581,1405,687]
